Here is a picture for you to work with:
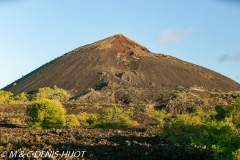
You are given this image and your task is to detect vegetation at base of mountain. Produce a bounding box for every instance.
[94,104,138,128]
[0,85,71,104]
[76,104,138,128]
[25,100,136,129]
[0,90,14,104]
[159,99,240,160]
[77,112,97,126]
[1,86,240,158]
[145,107,171,126]
[65,114,80,127]
[26,99,80,129]
[0,90,29,104]
[30,85,71,101]
[25,99,66,129]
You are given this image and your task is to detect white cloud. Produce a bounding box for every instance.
[218,53,240,62]
[158,27,193,46]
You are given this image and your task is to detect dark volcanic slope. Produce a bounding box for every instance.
[3,34,240,94]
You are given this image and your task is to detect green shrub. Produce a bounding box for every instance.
[161,113,206,144]
[95,104,137,128]
[0,90,30,104]
[198,119,236,152]
[86,114,98,125]
[0,90,14,104]
[160,101,240,160]
[14,92,29,103]
[146,108,171,126]
[26,99,66,129]
[192,106,204,114]
[215,99,240,128]
[215,105,227,121]
[232,148,240,160]
[77,112,97,126]
[65,114,80,127]
[31,86,71,101]
[227,99,240,128]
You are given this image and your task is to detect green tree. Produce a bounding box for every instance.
[26,99,66,129]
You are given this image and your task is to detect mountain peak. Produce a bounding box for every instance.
[80,34,150,54]
[111,34,150,53]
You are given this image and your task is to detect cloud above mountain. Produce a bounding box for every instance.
[218,53,240,62]
[158,27,193,46]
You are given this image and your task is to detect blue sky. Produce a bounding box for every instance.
[0,0,240,89]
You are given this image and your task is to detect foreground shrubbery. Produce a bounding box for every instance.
[77,104,138,128]
[65,114,80,126]
[26,99,79,129]
[159,99,240,160]
[77,112,97,126]
[145,107,171,126]
[95,104,138,128]
[26,102,136,129]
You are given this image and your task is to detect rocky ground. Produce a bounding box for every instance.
[0,126,213,160]
[0,107,214,160]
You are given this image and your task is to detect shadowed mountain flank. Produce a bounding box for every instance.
[2,34,240,95]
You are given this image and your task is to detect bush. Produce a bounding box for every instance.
[215,99,240,129]
[77,112,97,126]
[228,99,240,128]
[0,90,14,104]
[14,92,29,103]
[160,101,240,160]
[31,86,71,101]
[200,119,236,153]
[161,113,206,144]
[95,104,137,128]
[146,108,171,126]
[0,90,29,104]
[26,99,66,129]
[65,114,80,127]
[215,105,227,121]
[232,148,240,160]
